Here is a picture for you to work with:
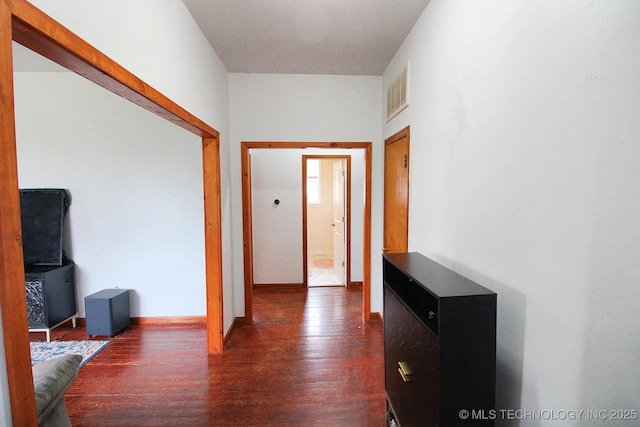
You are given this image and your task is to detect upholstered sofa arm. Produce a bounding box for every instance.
[32,354,82,427]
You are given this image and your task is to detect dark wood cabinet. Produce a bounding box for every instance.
[383,252,496,427]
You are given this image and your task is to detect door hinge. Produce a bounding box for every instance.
[404,154,408,169]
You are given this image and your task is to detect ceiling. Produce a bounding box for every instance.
[12,1,430,76]
[181,0,430,75]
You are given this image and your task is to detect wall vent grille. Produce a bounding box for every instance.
[386,62,410,122]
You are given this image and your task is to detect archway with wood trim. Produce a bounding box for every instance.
[0,1,223,424]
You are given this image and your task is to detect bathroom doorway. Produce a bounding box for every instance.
[303,156,351,287]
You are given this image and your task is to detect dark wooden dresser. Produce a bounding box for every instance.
[383,252,496,427]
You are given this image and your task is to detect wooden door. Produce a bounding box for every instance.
[332,159,346,285]
[383,126,410,254]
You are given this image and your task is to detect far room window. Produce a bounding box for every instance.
[307,159,320,204]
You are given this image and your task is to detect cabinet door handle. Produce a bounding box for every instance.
[398,361,412,382]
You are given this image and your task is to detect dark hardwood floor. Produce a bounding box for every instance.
[43,286,386,426]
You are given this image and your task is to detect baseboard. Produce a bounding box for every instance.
[253,283,306,290]
[75,316,207,326]
[130,316,206,325]
[254,282,362,290]
[234,316,252,327]
[223,316,250,345]
[370,312,383,326]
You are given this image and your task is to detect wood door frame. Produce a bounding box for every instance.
[302,155,351,288]
[1,1,223,424]
[241,141,372,324]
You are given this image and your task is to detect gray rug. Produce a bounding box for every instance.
[30,340,109,368]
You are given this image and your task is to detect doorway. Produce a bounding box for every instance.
[303,156,351,287]
[1,4,223,423]
[241,141,373,324]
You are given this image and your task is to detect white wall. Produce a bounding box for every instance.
[251,150,364,285]
[252,150,305,284]
[383,0,640,424]
[26,0,225,125]
[229,74,382,313]
[15,72,206,317]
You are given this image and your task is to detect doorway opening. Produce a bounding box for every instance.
[2,4,222,423]
[303,156,351,287]
[241,141,372,324]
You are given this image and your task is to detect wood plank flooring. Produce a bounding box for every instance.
[46,286,386,426]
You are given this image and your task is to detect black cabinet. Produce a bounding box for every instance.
[21,189,77,341]
[25,262,77,341]
[383,252,496,427]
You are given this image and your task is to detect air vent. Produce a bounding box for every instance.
[386,62,410,122]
